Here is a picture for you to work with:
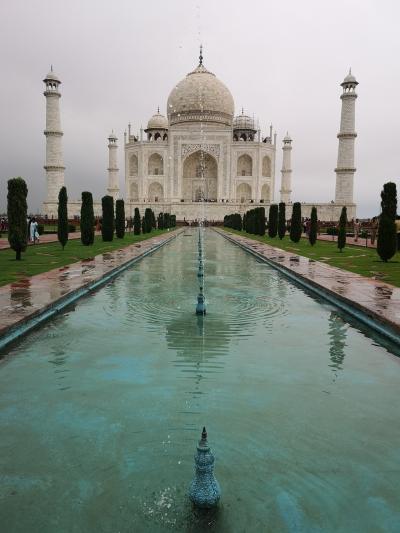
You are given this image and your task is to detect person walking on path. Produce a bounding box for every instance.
[353,218,361,242]
[370,217,378,246]
[30,218,39,244]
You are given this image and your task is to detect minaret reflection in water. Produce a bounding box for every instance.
[328,311,347,381]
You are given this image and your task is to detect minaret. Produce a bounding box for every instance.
[280,133,292,203]
[335,70,358,204]
[43,67,65,215]
[107,131,119,200]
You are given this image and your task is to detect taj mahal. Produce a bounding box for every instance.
[42,47,358,221]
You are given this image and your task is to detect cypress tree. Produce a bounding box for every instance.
[164,212,170,229]
[141,216,146,234]
[289,202,302,243]
[101,195,114,241]
[133,207,141,235]
[337,206,347,252]
[278,202,286,240]
[115,199,125,239]
[7,177,28,260]
[377,182,397,262]
[268,204,278,238]
[377,215,397,262]
[380,182,397,220]
[144,208,152,233]
[158,212,164,229]
[151,209,156,229]
[258,207,266,236]
[57,186,68,249]
[81,191,95,245]
[309,206,318,246]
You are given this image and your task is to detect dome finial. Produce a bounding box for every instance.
[50,64,53,72]
[157,105,160,113]
[241,107,244,115]
[199,44,203,66]
[349,67,352,75]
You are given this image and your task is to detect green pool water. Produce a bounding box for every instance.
[1,229,400,532]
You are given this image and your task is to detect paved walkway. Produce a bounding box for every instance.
[0,230,181,347]
[316,233,377,248]
[217,229,400,337]
[0,231,103,250]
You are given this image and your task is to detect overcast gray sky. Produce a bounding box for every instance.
[1,0,399,217]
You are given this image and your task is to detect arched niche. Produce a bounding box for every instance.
[130,182,138,201]
[148,182,163,202]
[148,153,163,175]
[262,155,271,177]
[129,154,138,176]
[261,183,270,202]
[237,154,252,176]
[182,151,218,201]
[236,182,252,203]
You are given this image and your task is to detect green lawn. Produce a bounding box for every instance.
[0,230,167,286]
[223,228,400,288]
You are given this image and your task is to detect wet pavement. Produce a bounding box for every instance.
[218,229,400,334]
[0,230,181,342]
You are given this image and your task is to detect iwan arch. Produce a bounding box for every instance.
[43,49,358,221]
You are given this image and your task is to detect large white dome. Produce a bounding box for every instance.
[167,63,234,127]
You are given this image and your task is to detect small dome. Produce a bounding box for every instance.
[43,67,60,83]
[233,110,255,130]
[167,61,234,127]
[283,132,292,142]
[108,131,117,140]
[342,69,358,85]
[147,111,168,130]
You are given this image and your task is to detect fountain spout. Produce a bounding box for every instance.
[189,427,221,508]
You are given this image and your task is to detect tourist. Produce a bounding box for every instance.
[370,217,378,245]
[353,218,361,242]
[30,218,39,244]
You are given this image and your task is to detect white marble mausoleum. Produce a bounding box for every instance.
[42,49,358,221]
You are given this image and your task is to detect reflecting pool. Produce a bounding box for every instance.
[1,229,400,532]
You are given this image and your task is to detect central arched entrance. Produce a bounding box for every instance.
[182,151,218,201]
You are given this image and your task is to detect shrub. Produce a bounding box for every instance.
[223,213,242,231]
[144,208,153,233]
[115,199,125,239]
[309,206,318,246]
[68,224,76,233]
[81,191,95,245]
[327,226,338,236]
[268,204,278,238]
[133,208,141,235]
[380,182,397,220]
[57,186,68,249]
[337,206,347,252]
[37,224,45,236]
[158,212,164,229]
[101,195,114,241]
[278,202,286,239]
[289,202,302,243]
[377,182,397,262]
[7,177,28,260]
[377,215,397,262]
